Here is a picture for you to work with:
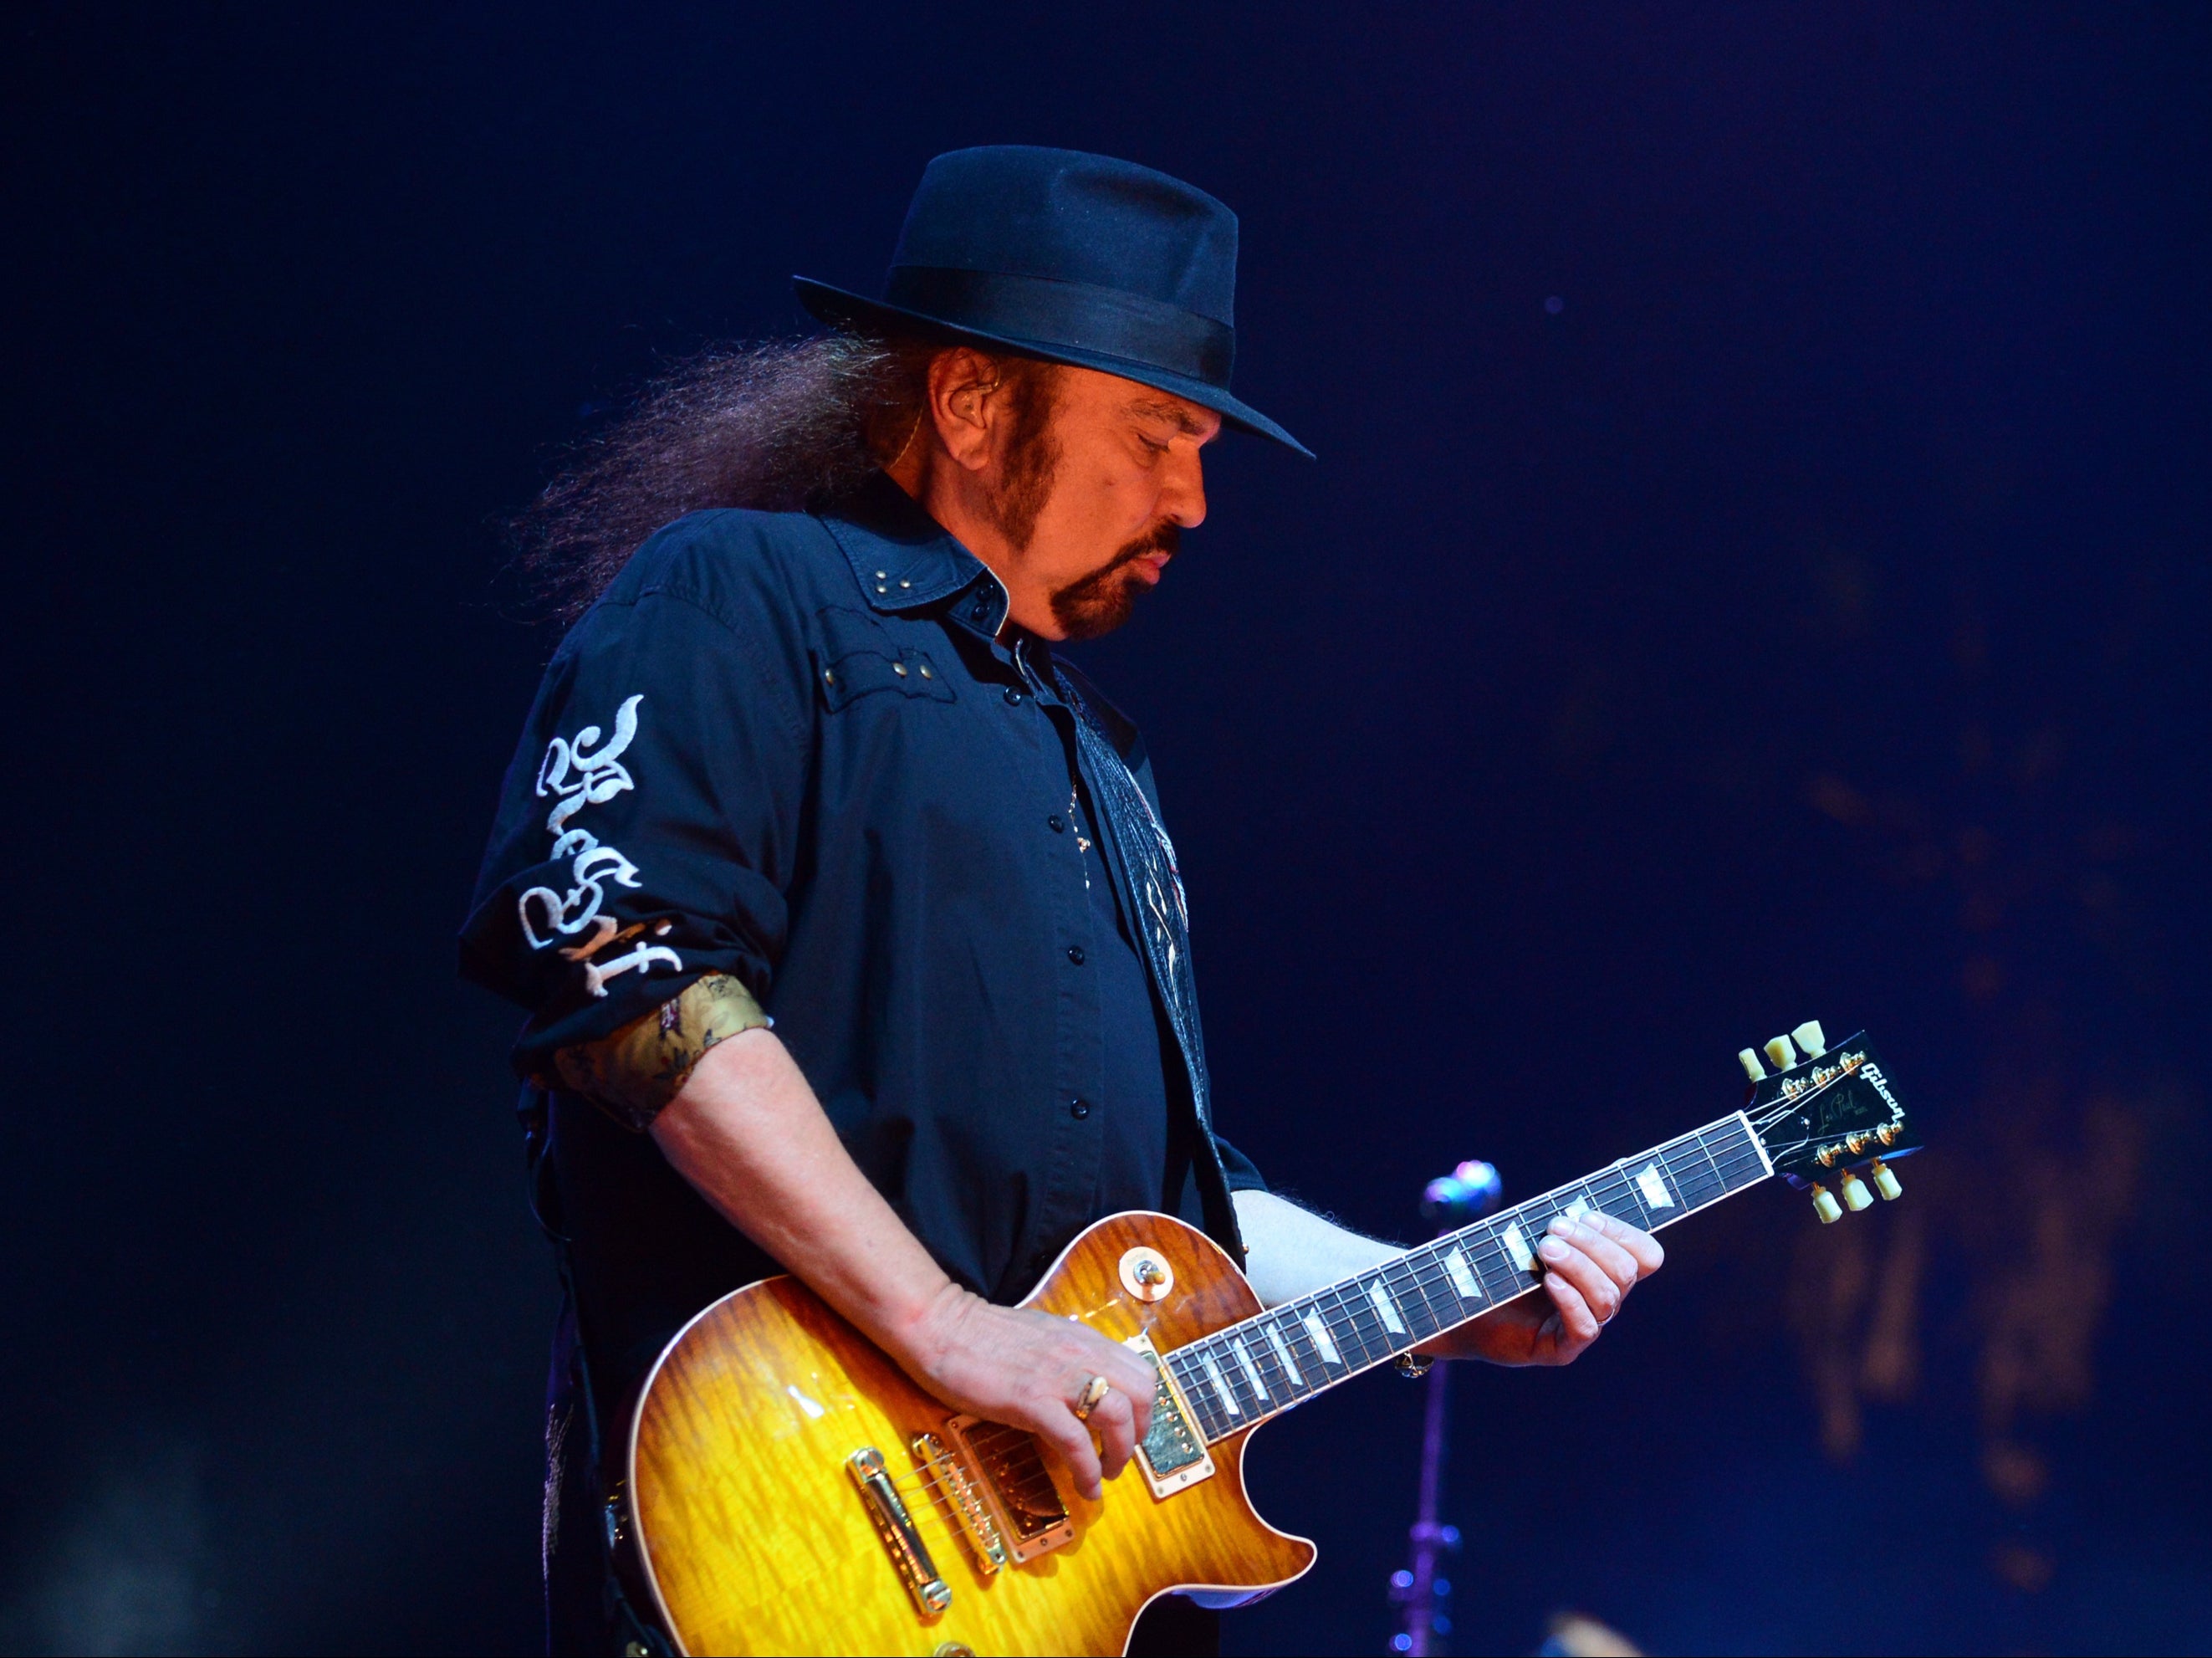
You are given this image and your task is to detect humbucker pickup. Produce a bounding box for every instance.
[1126,1335,1216,1497]
[946,1415,1075,1563]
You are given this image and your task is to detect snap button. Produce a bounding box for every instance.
[1004,688,1025,706]
[1048,814,1065,832]
[1069,1098,1091,1120]
[1065,946,1086,965]
[893,663,908,677]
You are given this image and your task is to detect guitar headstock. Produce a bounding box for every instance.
[1740,1021,1918,1223]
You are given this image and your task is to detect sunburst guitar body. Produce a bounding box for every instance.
[630,1212,1311,1657]
[627,1022,1918,1656]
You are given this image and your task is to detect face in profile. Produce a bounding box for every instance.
[1000,366,1221,642]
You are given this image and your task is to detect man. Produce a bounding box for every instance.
[462,146,1663,1656]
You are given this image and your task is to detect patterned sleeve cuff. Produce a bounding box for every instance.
[552,972,772,1132]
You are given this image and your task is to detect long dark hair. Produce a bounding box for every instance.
[511,331,1055,624]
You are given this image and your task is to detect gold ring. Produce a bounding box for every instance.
[1074,1374,1111,1420]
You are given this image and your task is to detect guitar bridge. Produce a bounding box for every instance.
[945,1416,1075,1563]
[912,1431,1005,1574]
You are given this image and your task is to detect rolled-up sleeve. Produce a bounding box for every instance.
[459,519,810,1079]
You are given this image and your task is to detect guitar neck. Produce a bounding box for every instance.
[1162,1113,1774,1444]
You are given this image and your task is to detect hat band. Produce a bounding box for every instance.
[881,266,1234,387]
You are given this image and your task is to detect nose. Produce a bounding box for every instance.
[1162,448,1208,530]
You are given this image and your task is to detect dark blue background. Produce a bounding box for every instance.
[5,5,2206,1653]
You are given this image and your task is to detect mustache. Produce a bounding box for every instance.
[1111,523,1181,566]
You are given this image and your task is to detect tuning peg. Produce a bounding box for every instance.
[1738,1047,1766,1082]
[1810,1183,1843,1225]
[1764,1034,1799,1071]
[1791,1019,1827,1057]
[1870,1159,1903,1201]
[1837,1169,1874,1211]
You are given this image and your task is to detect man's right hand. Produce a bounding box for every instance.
[891,1283,1158,1502]
[649,1031,1157,1502]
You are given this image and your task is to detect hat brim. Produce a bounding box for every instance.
[793,276,1313,459]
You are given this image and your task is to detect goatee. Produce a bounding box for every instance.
[1049,525,1181,641]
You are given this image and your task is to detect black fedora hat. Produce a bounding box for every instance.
[794,146,1309,457]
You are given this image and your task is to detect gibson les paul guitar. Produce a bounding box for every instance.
[626,1020,1918,1655]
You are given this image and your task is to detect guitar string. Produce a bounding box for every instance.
[1183,1123,1760,1385]
[891,1081,1832,1461]
[1167,1108,1777,1415]
[1206,1085,1822,1384]
[886,1134,1773,1498]
[1172,1128,1775,1435]
[922,1062,1861,1459]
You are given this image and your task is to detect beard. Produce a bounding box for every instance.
[1049,523,1181,641]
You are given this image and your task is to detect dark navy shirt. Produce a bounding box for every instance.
[461,473,1264,1406]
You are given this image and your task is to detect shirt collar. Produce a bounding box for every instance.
[817,471,1010,633]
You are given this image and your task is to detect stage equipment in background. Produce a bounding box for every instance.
[1387,1159,1504,1656]
[621,1022,1916,1655]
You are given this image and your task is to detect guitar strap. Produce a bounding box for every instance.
[521,1085,674,1657]
[1049,662,1244,1260]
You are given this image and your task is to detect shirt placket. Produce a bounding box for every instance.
[966,627,1107,1290]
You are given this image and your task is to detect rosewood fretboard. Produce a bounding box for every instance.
[1160,1113,1771,1444]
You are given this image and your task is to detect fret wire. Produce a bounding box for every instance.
[1709,1149,1764,1184]
[1397,1253,1469,1330]
[1660,1139,1721,1209]
[1367,1259,1420,1348]
[1336,1271,1392,1354]
[1706,1118,1758,1172]
[1382,1251,1450,1339]
[1202,1326,1264,1420]
[1277,1309,1330,1389]
[1244,1320,1295,1401]
[1410,1243,1466,1330]
[1332,1277,1392,1364]
[1167,1349,1223,1440]
[1689,1124,1743,1186]
[1587,1169,1650,1230]
[1279,1292,1341,1382]
[1171,1117,1776,1444]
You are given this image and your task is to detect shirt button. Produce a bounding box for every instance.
[1070,1098,1091,1120]
[1048,814,1065,833]
[1004,687,1025,705]
[1065,945,1086,965]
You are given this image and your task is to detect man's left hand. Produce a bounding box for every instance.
[1426,1211,1663,1367]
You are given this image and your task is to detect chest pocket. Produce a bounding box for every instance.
[811,606,957,713]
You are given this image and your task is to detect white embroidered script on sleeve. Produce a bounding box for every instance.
[518,693,682,997]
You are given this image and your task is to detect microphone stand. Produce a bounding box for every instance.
[1388,1160,1502,1657]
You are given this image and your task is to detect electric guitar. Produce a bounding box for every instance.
[625,1020,1917,1655]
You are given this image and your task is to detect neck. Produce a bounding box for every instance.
[1162,1113,1774,1443]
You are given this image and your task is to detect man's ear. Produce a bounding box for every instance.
[926,347,1005,474]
